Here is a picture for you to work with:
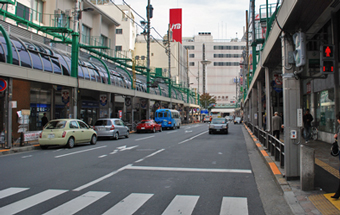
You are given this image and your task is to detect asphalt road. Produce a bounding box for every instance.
[0,123,291,215]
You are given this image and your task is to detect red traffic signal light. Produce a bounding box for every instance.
[322,45,334,58]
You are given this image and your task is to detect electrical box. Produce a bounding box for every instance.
[290,130,297,139]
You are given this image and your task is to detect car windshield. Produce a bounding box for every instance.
[45,121,66,129]
[140,120,152,124]
[95,120,111,126]
[235,117,241,120]
[212,119,226,124]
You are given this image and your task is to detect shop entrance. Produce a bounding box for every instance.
[80,108,98,126]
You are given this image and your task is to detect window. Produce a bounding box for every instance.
[316,89,335,133]
[115,46,122,51]
[100,35,108,47]
[189,54,195,58]
[81,25,91,44]
[189,62,195,66]
[184,46,194,50]
[69,121,79,129]
[33,0,43,22]
[214,54,241,58]
[16,3,30,21]
[213,62,240,66]
[78,121,89,129]
[116,29,123,34]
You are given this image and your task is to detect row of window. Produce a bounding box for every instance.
[184,45,245,50]
[214,54,242,58]
[189,62,240,66]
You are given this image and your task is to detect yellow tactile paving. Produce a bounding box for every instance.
[269,162,281,175]
[260,150,269,157]
[309,194,340,215]
[256,143,262,147]
[324,193,340,211]
[315,158,340,179]
[0,149,9,152]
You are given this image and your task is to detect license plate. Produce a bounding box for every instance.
[141,127,145,129]
[48,134,55,139]
[216,129,220,131]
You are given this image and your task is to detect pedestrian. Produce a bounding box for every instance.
[303,109,314,143]
[272,112,282,140]
[41,113,48,128]
[331,112,340,199]
[263,113,266,131]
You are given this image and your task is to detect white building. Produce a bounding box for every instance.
[183,32,245,112]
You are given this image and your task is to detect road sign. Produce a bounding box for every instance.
[0,78,7,92]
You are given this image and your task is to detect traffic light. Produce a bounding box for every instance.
[293,32,306,67]
[320,45,335,74]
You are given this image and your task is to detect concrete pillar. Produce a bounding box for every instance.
[252,88,258,125]
[71,87,77,119]
[282,32,301,179]
[331,12,340,118]
[257,81,263,129]
[300,145,315,191]
[265,67,271,132]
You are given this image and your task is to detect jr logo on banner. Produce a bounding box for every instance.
[170,8,182,43]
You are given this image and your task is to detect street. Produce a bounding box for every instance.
[0,123,292,215]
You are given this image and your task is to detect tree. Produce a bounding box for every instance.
[200,93,216,110]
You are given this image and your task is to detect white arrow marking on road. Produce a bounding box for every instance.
[185,130,192,133]
[116,145,138,151]
[98,155,107,158]
[110,150,118,154]
[22,155,32,159]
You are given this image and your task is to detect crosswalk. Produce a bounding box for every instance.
[0,187,249,215]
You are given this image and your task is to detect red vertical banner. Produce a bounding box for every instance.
[169,8,182,43]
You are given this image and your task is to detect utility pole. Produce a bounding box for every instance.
[202,43,206,94]
[235,76,238,107]
[146,0,151,94]
[168,23,171,102]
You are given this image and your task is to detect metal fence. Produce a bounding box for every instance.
[245,122,285,168]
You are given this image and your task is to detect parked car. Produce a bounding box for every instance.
[39,119,97,149]
[93,118,130,140]
[209,118,228,134]
[136,120,162,133]
[225,116,234,122]
[234,117,242,124]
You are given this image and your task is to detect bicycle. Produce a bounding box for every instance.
[302,122,318,141]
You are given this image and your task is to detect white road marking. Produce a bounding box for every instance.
[184,127,192,130]
[22,155,32,158]
[55,146,107,158]
[134,149,165,163]
[102,193,153,215]
[135,136,155,141]
[167,131,178,134]
[185,130,193,133]
[162,195,199,215]
[0,187,29,199]
[73,164,132,191]
[0,189,67,215]
[116,145,138,151]
[43,191,109,215]
[98,155,107,158]
[126,166,252,174]
[53,149,63,153]
[220,197,248,215]
[178,131,208,144]
[110,150,118,154]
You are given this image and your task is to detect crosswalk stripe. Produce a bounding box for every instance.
[162,195,199,215]
[43,191,109,215]
[0,189,68,215]
[0,187,29,199]
[220,197,248,215]
[102,193,153,215]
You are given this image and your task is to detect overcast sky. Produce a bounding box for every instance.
[115,0,276,40]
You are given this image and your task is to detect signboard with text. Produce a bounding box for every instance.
[170,8,182,43]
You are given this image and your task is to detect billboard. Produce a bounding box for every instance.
[169,8,182,43]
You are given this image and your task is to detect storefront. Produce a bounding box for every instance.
[315,89,335,134]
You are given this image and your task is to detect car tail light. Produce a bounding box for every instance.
[110,125,115,130]
[39,132,42,138]
[62,131,66,138]
[92,126,95,130]
[168,121,172,124]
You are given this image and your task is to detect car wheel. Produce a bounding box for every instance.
[209,131,212,134]
[90,135,97,145]
[152,127,156,133]
[178,124,180,129]
[40,145,48,149]
[66,137,75,148]
[125,131,129,138]
[114,132,119,140]
[159,127,162,132]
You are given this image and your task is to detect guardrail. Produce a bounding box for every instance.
[245,121,284,168]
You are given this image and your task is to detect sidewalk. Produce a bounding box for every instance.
[244,124,340,215]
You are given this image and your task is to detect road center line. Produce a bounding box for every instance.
[135,136,155,141]
[55,146,107,158]
[125,166,252,174]
[178,131,208,144]
[135,149,165,163]
[167,131,178,134]
[73,164,132,191]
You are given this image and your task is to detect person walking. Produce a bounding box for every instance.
[41,113,48,128]
[272,112,282,140]
[303,109,314,143]
[331,112,340,199]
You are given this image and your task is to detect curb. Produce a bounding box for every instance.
[243,124,306,214]
[0,144,40,156]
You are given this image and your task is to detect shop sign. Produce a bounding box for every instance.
[118,110,122,119]
[62,90,70,105]
[24,131,41,142]
[82,101,99,108]
[100,94,107,106]
[0,78,7,92]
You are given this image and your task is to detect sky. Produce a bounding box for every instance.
[115,0,275,40]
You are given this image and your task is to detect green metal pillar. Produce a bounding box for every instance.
[71,32,79,77]
[90,55,111,84]
[168,80,172,98]
[0,24,12,64]
[147,69,150,93]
